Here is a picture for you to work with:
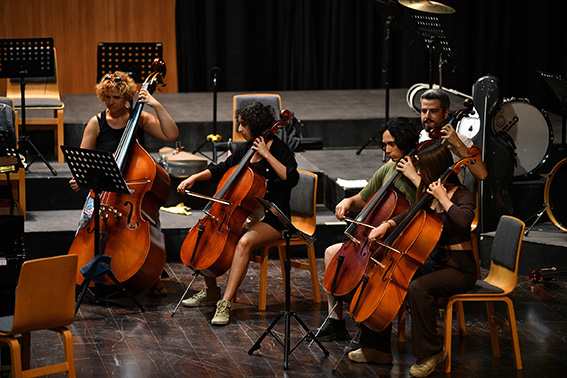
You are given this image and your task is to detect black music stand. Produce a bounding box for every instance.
[60,145,145,313]
[0,38,57,175]
[412,13,451,88]
[539,70,567,155]
[248,196,329,369]
[97,42,163,83]
[0,130,24,215]
[193,67,223,163]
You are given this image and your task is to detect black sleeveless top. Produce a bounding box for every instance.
[95,109,145,153]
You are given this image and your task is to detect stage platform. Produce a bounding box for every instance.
[9,88,567,277]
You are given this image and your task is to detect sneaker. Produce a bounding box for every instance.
[409,348,448,377]
[348,347,393,364]
[181,286,221,307]
[308,319,350,342]
[211,300,231,325]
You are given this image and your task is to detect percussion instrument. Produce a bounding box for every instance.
[492,98,553,177]
[545,158,567,232]
[398,0,455,14]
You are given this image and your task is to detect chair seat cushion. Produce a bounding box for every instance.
[467,279,505,294]
[13,98,63,108]
[0,315,14,333]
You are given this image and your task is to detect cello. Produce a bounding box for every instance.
[68,59,170,295]
[349,153,477,332]
[180,110,292,278]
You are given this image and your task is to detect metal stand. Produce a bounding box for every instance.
[248,197,328,369]
[411,13,452,88]
[61,146,145,314]
[357,1,405,156]
[523,204,548,237]
[0,38,58,175]
[193,67,222,163]
[538,70,567,157]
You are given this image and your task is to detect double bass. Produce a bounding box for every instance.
[349,154,477,332]
[180,110,292,277]
[68,59,170,295]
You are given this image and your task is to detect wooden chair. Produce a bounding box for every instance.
[6,48,65,163]
[444,215,525,373]
[250,170,321,310]
[0,254,78,378]
[0,97,25,217]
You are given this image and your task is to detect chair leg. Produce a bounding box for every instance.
[258,247,269,311]
[486,301,501,358]
[56,109,65,163]
[456,301,467,336]
[504,297,523,370]
[3,337,24,378]
[306,245,321,304]
[444,299,455,373]
[59,327,77,377]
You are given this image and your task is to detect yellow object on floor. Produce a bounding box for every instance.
[160,203,192,216]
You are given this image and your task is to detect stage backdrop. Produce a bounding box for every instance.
[0,0,178,94]
[176,0,567,114]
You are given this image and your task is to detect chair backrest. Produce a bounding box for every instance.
[11,255,78,334]
[289,170,318,236]
[484,215,525,294]
[6,48,62,107]
[0,98,16,141]
[232,94,282,142]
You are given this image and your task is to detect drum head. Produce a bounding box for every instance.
[456,108,480,140]
[545,158,567,232]
[493,99,553,177]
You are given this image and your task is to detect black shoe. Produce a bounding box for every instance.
[308,319,350,342]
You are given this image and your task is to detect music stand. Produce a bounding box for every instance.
[97,42,163,83]
[0,38,57,175]
[0,130,24,215]
[411,13,451,88]
[60,145,145,313]
[539,70,567,154]
[248,196,328,369]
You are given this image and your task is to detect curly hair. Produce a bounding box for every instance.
[377,117,420,155]
[94,71,137,103]
[415,142,460,200]
[234,102,276,139]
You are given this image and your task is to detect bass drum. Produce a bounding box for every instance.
[492,99,553,177]
[545,158,567,232]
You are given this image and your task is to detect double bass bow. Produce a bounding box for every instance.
[349,153,477,332]
[180,109,292,278]
[69,59,170,295]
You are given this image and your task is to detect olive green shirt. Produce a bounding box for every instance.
[358,161,416,204]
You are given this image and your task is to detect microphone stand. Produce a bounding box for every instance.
[193,67,222,163]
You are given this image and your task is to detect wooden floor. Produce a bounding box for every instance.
[14,258,567,378]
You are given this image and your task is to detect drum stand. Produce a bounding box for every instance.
[248,197,328,369]
[523,204,548,237]
[538,70,567,157]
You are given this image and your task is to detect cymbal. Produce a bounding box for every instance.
[398,0,456,14]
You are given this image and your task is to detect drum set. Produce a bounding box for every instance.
[407,84,565,232]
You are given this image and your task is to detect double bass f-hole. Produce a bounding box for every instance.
[124,201,139,229]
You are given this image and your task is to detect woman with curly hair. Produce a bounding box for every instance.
[177,102,299,325]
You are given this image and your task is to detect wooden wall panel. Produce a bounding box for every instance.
[0,0,178,94]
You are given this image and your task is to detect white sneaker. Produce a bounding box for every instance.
[211,300,231,325]
[410,348,448,377]
[181,286,221,307]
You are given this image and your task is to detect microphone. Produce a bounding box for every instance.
[210,67,221,84]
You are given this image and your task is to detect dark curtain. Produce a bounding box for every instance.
[176,0,567,113]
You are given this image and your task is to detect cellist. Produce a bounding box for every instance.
[68,71,179,296]
[352,143,477,378]
[314,118,421,342]
[176,102,299,325]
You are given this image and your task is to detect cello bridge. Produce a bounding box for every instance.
[345,233,361,245]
